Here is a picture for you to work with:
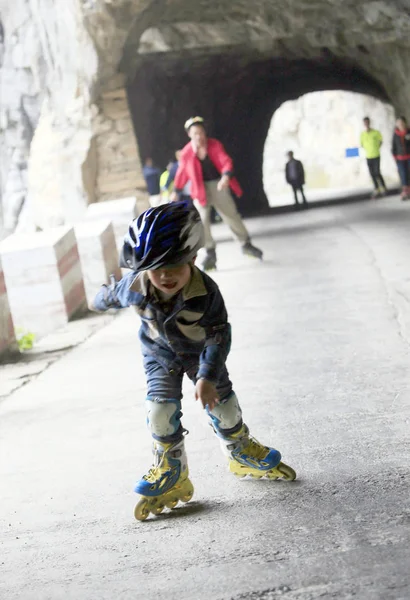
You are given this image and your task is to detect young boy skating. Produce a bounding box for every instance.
[92,201,295,520]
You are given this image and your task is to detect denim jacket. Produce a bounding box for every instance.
[93,266,231,383]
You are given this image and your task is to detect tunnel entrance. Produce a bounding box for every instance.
[127,52,389,216]
[263,90,397,207]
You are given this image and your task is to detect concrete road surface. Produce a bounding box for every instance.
[1,197,410,600]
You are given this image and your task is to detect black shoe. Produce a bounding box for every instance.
[200,249,217,271]
[242,241,263,260]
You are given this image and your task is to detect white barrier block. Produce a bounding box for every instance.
[75,220,121,305]
[84,197,138,249]
[0,227,87,340]
[0,256,18,359]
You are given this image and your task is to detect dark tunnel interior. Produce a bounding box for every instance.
[127,52,390,216]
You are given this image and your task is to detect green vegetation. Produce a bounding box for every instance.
[16,329,35,351]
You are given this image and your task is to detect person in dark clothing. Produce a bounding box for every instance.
[392,116,410,201]
[165,151,180,190]
[164,150,193,204]
[143,158,161,207]
[285,151,307,208]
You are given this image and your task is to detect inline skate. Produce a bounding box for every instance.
[134,439,194,521]
[220,424,296,480]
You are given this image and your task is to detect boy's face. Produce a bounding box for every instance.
[147,263,192,296]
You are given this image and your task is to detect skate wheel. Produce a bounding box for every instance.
[277,462,296,481]
[180,481,194,503]
[181,491,193,502]
[166,498,179,509]
[151,503,164,515]
[134,499,150,521]
[265,474,279,480]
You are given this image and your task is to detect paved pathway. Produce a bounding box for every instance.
[1,197,410,600]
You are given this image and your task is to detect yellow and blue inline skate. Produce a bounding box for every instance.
[220,424,296,480]
[134,439,194,521]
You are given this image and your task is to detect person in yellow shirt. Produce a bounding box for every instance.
[159,161,174,203]
[360,117,387,198]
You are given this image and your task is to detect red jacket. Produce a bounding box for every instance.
[174,138,243,206]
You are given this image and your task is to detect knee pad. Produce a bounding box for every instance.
[145,396,182,441]
[207,391,242,434]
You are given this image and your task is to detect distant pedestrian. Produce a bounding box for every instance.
[392,116,410,201]
[164,151,179,192]
[160,161,174,203]
[143,158,161,207]
[285,151,307,208]
[163,150,192,203]
[360,117,386,198]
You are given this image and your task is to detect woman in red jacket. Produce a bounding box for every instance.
[392,116,410,201]
[172,116,263,270]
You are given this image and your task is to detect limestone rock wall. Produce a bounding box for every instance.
[0,0,44,237]
[263,91,398,205]
[0,0,149,236]
[0,0,98,235]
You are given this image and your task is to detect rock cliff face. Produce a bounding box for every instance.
[1,0,410,230]
[0,0,43,235]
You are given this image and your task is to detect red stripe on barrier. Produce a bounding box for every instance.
[57,245,80,279]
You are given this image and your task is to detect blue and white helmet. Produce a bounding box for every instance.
[120,200,204,271]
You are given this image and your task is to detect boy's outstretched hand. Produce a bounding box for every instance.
[195,379,219,410]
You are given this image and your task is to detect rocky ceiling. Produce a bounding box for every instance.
[115,0,410,214]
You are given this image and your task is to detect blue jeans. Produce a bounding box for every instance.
[143,356,236,443]
[144,356,233,400]
[396,159,410,186]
